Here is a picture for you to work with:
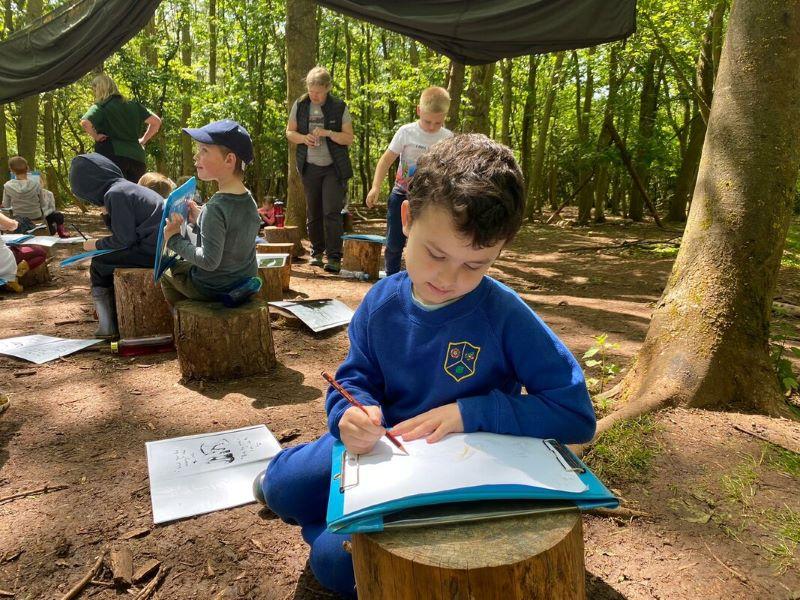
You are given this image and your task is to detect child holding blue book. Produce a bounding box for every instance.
[256,134,596,598]
[160,120,261,306]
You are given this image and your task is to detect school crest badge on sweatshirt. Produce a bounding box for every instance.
[444,341,480,382]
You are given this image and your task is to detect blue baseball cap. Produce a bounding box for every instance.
[182,119,254,165]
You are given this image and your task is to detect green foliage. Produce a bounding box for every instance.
[583,415,659,486]
[583,333,620,395]
[781,221,800,269]
[768,316,800,394]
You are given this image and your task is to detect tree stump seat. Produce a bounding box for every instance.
[113,268,173,338]
[18,261,51,288]
[262,225,304,258]
[257,265,284,301]
[173,299,275,380]
[342,238,382,279]
[352,510,585,600]
[256,247,292,291]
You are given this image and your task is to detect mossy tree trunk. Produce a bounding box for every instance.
[602,0,800,435]
[446,60,465,132]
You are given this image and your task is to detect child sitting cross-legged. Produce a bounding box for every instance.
[256,134,596,599]
[0,212,47,293]
[160,120,261,306]
[2,156,69,238]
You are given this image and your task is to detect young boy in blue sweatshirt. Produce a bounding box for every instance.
[258,134,595,599]
[161,119,261,305]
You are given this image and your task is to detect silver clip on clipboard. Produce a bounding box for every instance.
[334,451,359,493]
[543,439,586,474]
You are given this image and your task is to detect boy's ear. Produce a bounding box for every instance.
[415,105,421,118]
[401,200,412,237]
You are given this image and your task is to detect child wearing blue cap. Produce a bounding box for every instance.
[160,119,262,305]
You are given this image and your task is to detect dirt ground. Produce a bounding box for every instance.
[0,207,798,599]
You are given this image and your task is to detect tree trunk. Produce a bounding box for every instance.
[628,50,661,222]
[519,56,538,200]
[593,47,620,224]
[500,59,513,147]
[0,105,8,185]
[180,18,193,176]
[209,0,217,85]
[463,64,495,135]
[605,0,800,435]
[446,60,465,132]
[42,93,59,203]
[525,52,564,219]
[576,51,594,225]
[16,0,43,165]
[285,0,318,228]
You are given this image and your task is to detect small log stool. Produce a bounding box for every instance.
[257,265,283,302]
[262,225,304,258]
[256,247,292,291]
[18,261,51,287]
[173,299,275,380]
[352,510,585,600]
[113,268,173,338]
[342,238,382,279]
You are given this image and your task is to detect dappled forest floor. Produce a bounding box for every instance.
[0,206,798,599]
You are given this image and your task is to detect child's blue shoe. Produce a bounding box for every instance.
[219,276,262,308]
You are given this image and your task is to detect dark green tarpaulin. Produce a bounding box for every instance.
[0,0,161,103]
[0,0,636,103]
[318,0,637,65]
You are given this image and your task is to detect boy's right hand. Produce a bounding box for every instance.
[186,200,201,224]
[339,405,385,455]
[365,188,379,209]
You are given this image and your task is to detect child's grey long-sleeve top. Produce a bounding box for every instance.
[167,191,260,296]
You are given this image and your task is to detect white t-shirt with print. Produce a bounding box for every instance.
[388,122,453,192]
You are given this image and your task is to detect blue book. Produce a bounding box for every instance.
[59,248,120,268]
[326,433,618,534]
[153,177,196,282]
[341,234,386,245]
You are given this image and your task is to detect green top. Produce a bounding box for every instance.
[167,191,261,297]
[82,95,152,163]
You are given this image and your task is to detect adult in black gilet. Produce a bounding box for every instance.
[286,66,354,273]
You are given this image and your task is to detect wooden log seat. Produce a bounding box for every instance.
[261,225,304,258]
[18,261,51,288]
[342,238,382,280]
[113,268,173,338]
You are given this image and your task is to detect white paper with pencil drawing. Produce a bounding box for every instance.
[342,433,587,515]
[146,425,282,524]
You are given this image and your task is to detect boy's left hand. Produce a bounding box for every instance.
[164,213,184,240]
[391,403,464,444]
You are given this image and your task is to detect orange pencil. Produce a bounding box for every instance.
[321,371,409,455]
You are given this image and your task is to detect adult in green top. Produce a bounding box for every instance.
[80,73,162,183]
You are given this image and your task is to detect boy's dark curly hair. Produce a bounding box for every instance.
[407,134,525,248]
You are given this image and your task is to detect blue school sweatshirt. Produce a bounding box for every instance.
[326,272,596,445]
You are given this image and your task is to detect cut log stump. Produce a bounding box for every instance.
[262,226,304,258]
[174,299,275,380]
[257,246,292,290]
[342,238,382,279]
[352,510,585,600]
[257,266,283,302]
[113,268,173,338]
[18,262,51,288]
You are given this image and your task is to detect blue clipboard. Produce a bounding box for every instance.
[341,234,386,245]
[326,435,618,534]
[3,234,34,245]
[153,177,196,282]
[59,248,121,268]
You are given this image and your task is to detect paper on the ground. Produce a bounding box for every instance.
[257,253,289,268]
[0,334,101,364]
[268,299,354,332]
[342,433,588,515]
[1,234,34,245]
[59,248,120,267]
[6,235,84,247]
[146,425,282,524]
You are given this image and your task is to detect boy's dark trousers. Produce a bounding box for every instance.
[89,247,155,288]
[264,433,356,599]
[302,164,346,261]
[385,188,408,276]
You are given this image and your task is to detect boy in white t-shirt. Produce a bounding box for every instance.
[366,86,453,275]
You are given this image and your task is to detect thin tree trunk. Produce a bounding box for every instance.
[463,64,495,135]
[526,52,565,219]
[180,18,193,176]
[285,0,318,228]
[520,56,538,200]
[0,105,7,185]
[16,0,43,165]
[628,50,660,222]
[209,0,217,85]
[500,59,513,146]
[593,47,620,224]
[446,60,465,132]
[603,0,800,436]
[576,50,595,225]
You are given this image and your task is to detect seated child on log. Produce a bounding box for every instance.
[2,156,69,238]
[255,134,596,599]
[160,120,261,306]
[0,211,47,292]
[69,153,165,338]
[138,172,176,199]
[258,197,276,227]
